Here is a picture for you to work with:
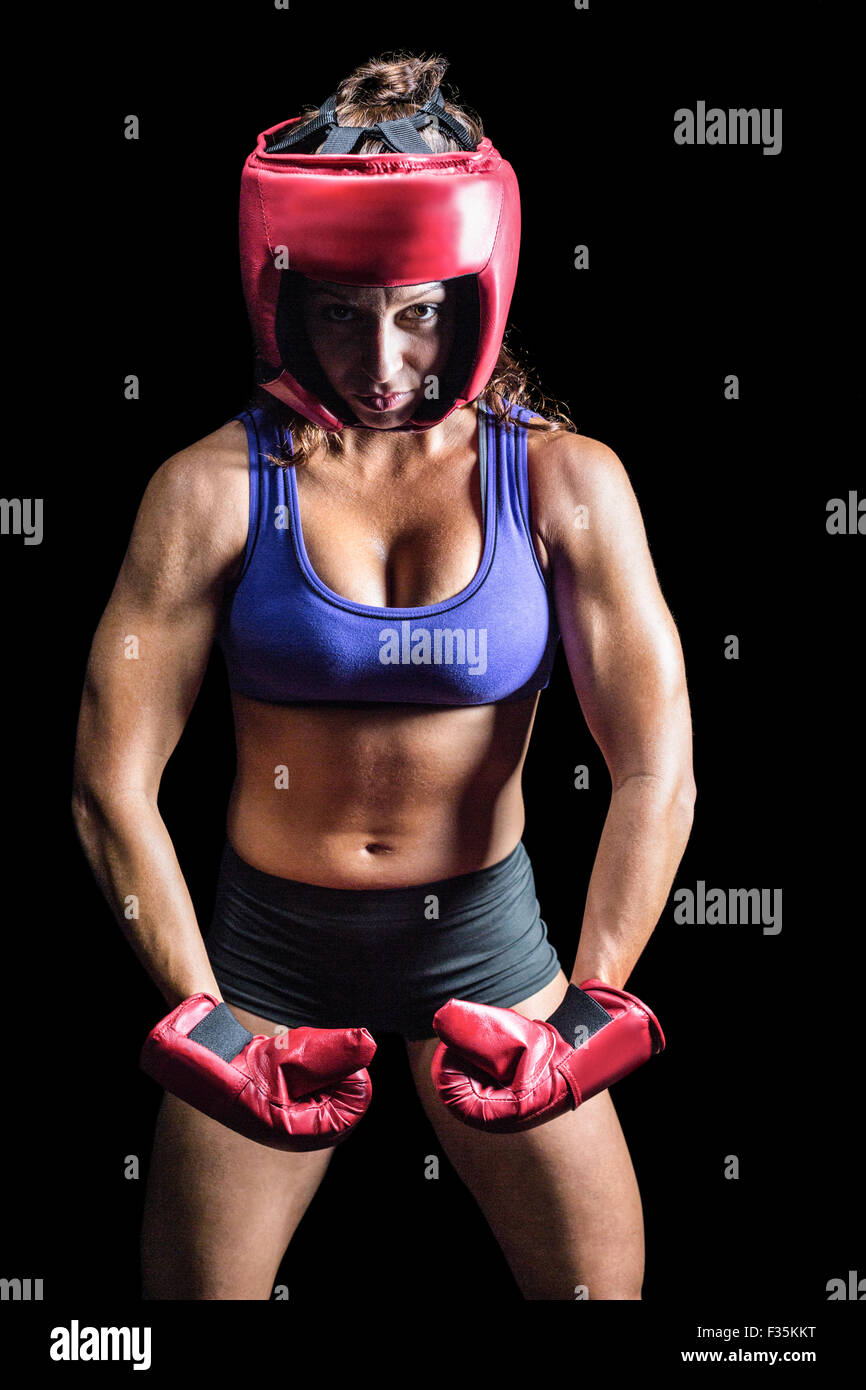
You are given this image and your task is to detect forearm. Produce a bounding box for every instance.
[569,774,694,990]
[71,787,222,1009]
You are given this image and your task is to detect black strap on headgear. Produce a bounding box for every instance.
[263,85,477,156]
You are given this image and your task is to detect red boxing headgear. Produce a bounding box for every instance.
[238,87,520,431]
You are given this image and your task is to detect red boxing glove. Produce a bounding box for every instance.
[430,978,664,1134]
[140,993,376,1151]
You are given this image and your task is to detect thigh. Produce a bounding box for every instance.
[141,1004,335,1300]
[405,971,645,1300]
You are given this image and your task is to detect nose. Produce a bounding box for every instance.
[358,318,404,390]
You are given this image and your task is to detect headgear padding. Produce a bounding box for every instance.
[238,87,520,431]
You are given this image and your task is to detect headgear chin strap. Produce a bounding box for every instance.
[238,86,521,432]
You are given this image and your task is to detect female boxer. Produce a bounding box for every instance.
[72,51,694,1300]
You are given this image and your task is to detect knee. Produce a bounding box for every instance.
[527,1245,644,1301]
[584,1279,643,1301]
[581,1252,645,1301]
[522,1272,644,1301]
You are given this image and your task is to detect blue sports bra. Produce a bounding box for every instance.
[216,398,561,705]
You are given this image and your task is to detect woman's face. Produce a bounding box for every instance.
[301,279,458,427]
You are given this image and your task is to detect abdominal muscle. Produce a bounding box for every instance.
[225,689,541,887]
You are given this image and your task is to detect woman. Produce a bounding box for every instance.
[72,52,695,1300]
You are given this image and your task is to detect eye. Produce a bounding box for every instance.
[320,302,442,323]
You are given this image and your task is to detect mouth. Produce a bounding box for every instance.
[353,390,412,412]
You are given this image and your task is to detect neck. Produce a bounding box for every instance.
[335,399,478,475]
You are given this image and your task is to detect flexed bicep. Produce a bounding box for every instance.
[73,429,249,804]
[539,435,694,793]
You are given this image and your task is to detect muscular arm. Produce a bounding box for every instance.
[535,434,696,988]
[71,425,248,1008]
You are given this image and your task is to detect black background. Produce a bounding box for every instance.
[3,0,860,1368]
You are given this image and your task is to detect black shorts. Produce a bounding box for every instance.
[204,838,562,1041]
